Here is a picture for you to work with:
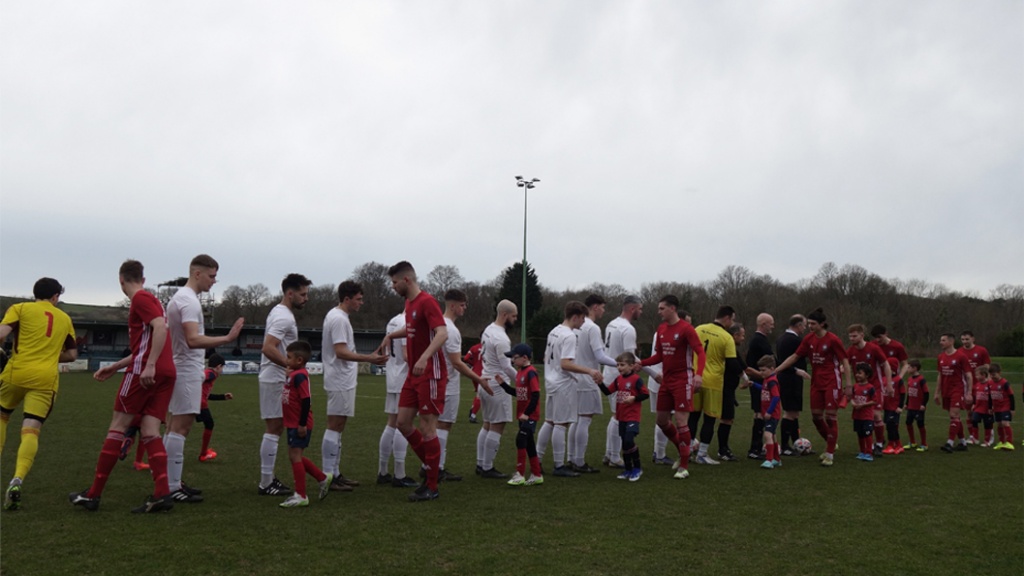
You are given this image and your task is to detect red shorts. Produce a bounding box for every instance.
[809,386,841,411]
[942,395,964,411]
[399,374,446,416]
[656,378,693,413]
[114,372,175,421]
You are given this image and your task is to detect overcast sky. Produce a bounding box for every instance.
[2,1,1021,306]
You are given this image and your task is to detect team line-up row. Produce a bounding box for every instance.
[0,256,1016,512]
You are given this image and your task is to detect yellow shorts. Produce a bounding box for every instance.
[693,386,723,419]
[0,381,57,422]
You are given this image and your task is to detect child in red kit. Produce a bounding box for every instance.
[197,353,233,462]
[500,344,544,486]
[280,342,333,508]
[882,357,906,454]
[598,353,650,481]
[903,360,930,451]
[851,363,877,462]
[989,363,1016,451]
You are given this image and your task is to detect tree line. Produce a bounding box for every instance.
[206,261,1023,358]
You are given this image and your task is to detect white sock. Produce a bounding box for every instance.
[437,429,449,470]
[322,429,341,478]
[607,417,622,461]
[655,424,669,458]
[699,442,709,457]
[260,433,279,487]
[537,421,554,460]
[379,426,396,476]
[552,425,566,467]
[484,431,501,470]
[164,432,186,492]
[393,431,409,479]
[567,420,578,464]
[476,427,488,467]
[574,416,592,466]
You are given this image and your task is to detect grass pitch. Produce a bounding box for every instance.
[1,360,1022,576]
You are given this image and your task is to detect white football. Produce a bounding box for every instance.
[794,437,813,454]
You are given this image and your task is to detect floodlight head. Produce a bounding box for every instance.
[515,175,523,181]
[531,178,540,183]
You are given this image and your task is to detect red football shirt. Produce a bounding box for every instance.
[961,345,991,372]
[852,382,876,420]
[937,349,971,398]
[794,331,848,391]
[990,378,1012,413]
[905,375,929,411]
[282,368,312,429]
[641,320,706,386]
[515,366,540,420]
[404,291,447,383]
[883,377,905,411]
[128,290,175,376]
[760,375,781,420]
[608,373,649,422]
[877,338,908,366]
[847,342,888,386]
[464,343,483,376]
[971,380,991,414]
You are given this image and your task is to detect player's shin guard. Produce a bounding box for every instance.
[574,416,591,466]
[812,416,829,442]
[88,430,125,498]
[291,461,307,498]
[654,424,669,458]
[476,426,487,466]
[536,422,553,459]
[14,427,39,480]
[484,431,501,469]
[874,418,884,445]
[402,429,426,462]
[322,429,340,477]
[551,426,566,467]
[825,417,838,454]
[718,422,732,454]
[143,435,170,497]
[606,417,621,461]
[424,436,441,490]
[437,428,449,470]
[378,426,395,475]
[393,431,409,478]
[676,424,691,468]
[260,433,280,486]
[566,421,577,464]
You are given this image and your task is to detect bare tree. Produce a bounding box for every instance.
[423,265,466,299]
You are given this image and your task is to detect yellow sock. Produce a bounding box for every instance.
[15,427,40,480]
[0,413,9,454]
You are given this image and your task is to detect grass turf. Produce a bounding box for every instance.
[1,359,1022,576]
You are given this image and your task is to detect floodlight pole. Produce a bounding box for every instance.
[515,176,539,344]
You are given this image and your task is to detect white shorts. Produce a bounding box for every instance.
[577,388,603,416]
[439,392,460,423]
[259,378,284,420]
[546,387,577,424]
[384,392,399,415]
[326,388,356,418]
[168,370,202,416]
[479,387,513,424]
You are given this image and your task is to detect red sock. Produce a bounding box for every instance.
[88,430,125,498]
[948,419,958,442]
[292,461,307,498]
[201,428,213,454]
[142,435,170,497]
[676,425,691,469]
[423,436,441,490]
[529,455,541,477]
[660,422,679,445]
[516,448,526,475]
[1005,426,1014,444]
[906,425,915,444]
[813,417,829,441]
[471,396,481,416]
[826,419,838,454]
[956,419,964,439]
[874,423,884,445]
[403,429,427,462]
[919,426,927,445]
[969,425,978,439]
[302,456,326,482]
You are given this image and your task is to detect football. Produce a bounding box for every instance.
[794,437,813,455]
